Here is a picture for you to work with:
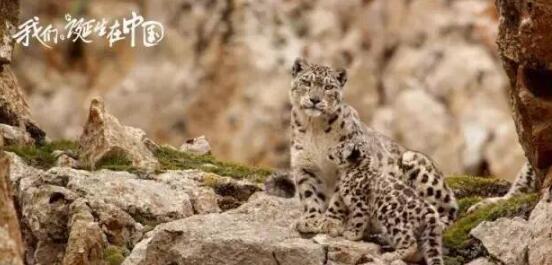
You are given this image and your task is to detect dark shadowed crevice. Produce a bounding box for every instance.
[522,65,552,99]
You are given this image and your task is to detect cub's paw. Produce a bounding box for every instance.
[343,229,363,241]
[295,214,323,234]
[320,217,345,237]
[467,197,504,213]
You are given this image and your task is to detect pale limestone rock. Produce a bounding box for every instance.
[470,217,530,265]
[465,258,497,265]
[0,124,33,146]
[123,193,381,265]
[78,98,159,171]
[61,167,194,224]
[528,193,552,265]
[55,154,79,168]
[179,135,211,155]
[62,199,107,265]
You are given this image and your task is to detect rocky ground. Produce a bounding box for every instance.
[1,97,551,265]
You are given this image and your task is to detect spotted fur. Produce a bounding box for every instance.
[323,140,444,265]
[289,58,457,233]
[399,151,458,226]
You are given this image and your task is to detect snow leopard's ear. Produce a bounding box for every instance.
[335,67,348,87]
[346,145,361,164]
[292,58,309,77]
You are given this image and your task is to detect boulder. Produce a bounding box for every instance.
[0,154,24,265]
[78,98,159,171]
[123,193,381,265]
[0,124,33,147]
[495,0,552,189]
[0,65,45,143]
[61,199,107,265]
[470,217,530,265]
[528,192,552,265]
[60,167,194,224]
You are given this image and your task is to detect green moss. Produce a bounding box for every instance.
[4,140,78,169]
[155,146,273,182]
[446,176,511,198]
[103,245,125,265]
[444,193,539,253]
[94,151,134,172]
[457,196,483,217]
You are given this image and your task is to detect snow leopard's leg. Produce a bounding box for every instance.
[468,161,536,213]
[321,186,348,237]
[294,168,327,233]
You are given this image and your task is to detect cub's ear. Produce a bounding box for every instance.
[291,58,309,77]
[346,145,361,164]
[335,67,347,87]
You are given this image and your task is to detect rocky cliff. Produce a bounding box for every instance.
[12,0,526,181]
[0,97,550,265]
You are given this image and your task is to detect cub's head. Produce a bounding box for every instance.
[328,140,370,168]
[290,58,347,117]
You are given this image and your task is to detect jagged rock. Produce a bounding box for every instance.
[62,199,107,265]
[0,124,33,146]
[0,65,45,143]
[55,154,79,168]
[19,184,78,241]
[153,170,221,214]
[470,217,530,265]
[495,0,552,189]
[86,199,144,248]
[123,193,381,265]
[60,167,194,224]
[528,192,552,265]
[180,135,211,155]
[0,0,17,64]
[465,258,497,265]
[0,154,24,265]
[78,98,159,171]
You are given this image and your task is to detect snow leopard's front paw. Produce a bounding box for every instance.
[321,216,345,237]
[295,214,324,234]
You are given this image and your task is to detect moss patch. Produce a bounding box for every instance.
[4,140,78,169]
[94,151,134,172]
[4,142,273,182]
[444,193,539,260]
[446,176,511,198]
[155,146,272,182]
[103,245,126,265]
[457,196,483,217]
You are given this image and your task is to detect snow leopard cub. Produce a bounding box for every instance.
[323,139,444,265]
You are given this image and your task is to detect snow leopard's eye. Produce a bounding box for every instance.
[324,84,333,90]
[301,79,312,87]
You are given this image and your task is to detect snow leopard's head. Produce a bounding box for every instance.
[290,58,347,117]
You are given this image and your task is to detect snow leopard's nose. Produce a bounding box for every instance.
[309,97,321,105]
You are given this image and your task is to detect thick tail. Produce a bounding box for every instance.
[264,171,296,198]
[422,211,444,265]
